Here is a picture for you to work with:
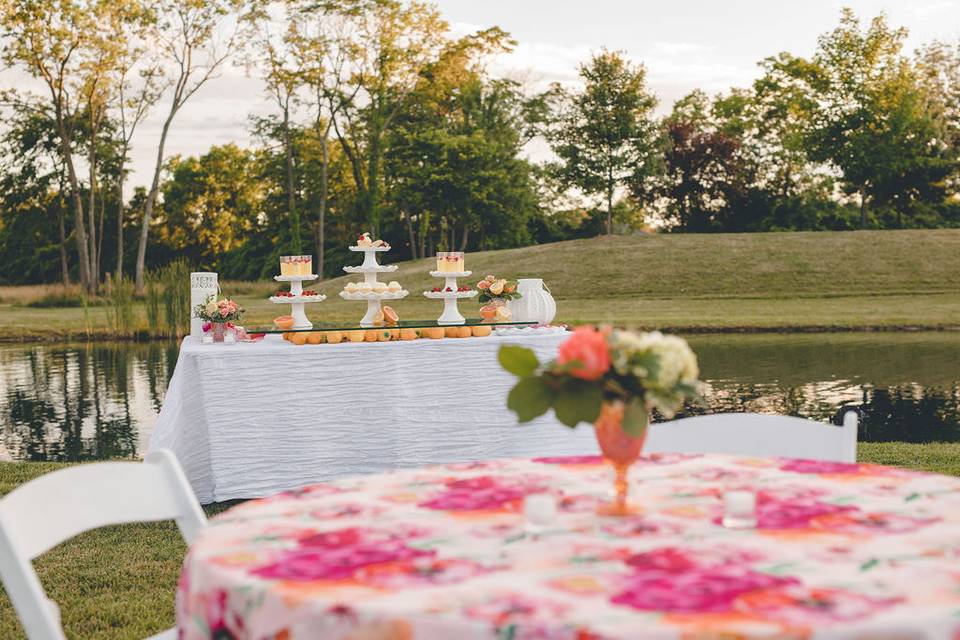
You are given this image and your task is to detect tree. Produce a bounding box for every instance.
[548,49,661,235]
[654,91,744,231]
[110,10,164,277]
[134,0,246,292]
[321,0,448,235]
[1,0,104,290]
[244,3,305,254]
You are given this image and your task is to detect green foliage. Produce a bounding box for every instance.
[158,260,190,338]
[548,49,661,234]
[498,345,540,377]
[108,275,137,337]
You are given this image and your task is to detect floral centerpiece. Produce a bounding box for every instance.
[477,275,521,321]
[194,295,245,343]
[500,326,701,515]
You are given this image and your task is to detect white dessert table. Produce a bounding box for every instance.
[148,330,597,503]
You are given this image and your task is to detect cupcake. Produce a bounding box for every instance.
[372,281,387,294]
[345,282,358,294]
[357,282,373,294]
[387,281,401,293]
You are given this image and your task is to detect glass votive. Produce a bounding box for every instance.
[523,493,558,535]
[722,490,757,529]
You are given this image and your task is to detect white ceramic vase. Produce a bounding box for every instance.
[508,278,557,324]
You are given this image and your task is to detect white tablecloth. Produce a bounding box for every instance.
[149,332,597,503]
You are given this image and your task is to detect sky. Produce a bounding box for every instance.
[10,0,960,187]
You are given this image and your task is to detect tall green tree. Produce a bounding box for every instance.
[321,0,448,236]
[548,49,661,235]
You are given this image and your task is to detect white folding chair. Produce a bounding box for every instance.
[644,410,859,463]
[0,449,205,640]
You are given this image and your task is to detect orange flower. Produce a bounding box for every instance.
[557,327,611,381]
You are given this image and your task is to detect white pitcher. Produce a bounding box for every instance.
[508,278,556,324]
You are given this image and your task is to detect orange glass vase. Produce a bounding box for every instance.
[593,401,648,516]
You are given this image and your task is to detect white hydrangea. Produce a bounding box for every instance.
[609,330,699,389]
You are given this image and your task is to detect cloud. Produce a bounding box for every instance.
[649,41,717,56]
[910,0,956,17]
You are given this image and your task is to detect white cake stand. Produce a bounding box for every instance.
[425,270,478,325]
[340,246,408,326]
[272,275,326,329]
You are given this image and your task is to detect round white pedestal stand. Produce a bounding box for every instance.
[340,246,408,327]
[272,275,325,329]
[424,271,478,325]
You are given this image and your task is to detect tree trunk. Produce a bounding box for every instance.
[405,213,418,260]
[459,226,469,252]
[57,124,91,291]
[116,144,127,277]
[366,129,382,235]
[58,203,70,287]
[315,125,329,280]
[97,188,106,281]
[136,111,175,292]
[283,105,301,253]
[859,187,868,229]
[606,171,614,235]
[418,212,428,260]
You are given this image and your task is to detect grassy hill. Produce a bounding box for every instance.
[2,229,959,339]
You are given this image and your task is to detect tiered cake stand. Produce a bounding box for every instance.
[424,270,478,324]
[339,246,409,326]
[270,275,326,329]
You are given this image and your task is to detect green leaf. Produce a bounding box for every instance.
[507,377,554,422]
[498,345,540,378]
[553,379,602,428]
[622,397,650,437]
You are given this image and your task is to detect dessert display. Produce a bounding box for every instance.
[340,234,408,326]
[356,232,390,249]
[424,252,478,324]
[436,251,465,273]
[280,255,313,276]
[277,319,508,345]
[272,255,325,329]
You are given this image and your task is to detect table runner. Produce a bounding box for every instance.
[178,454,960,639]
[149,331,595,503]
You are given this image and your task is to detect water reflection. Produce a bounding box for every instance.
[0,342,179,461]
[0,333,958,461]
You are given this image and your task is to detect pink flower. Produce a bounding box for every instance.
[754,496,859,530]
[612,567,800,613]
[477,280,490,290]
[736,587,902,624]
[252,527,435,581]
[418,475,542,512]
[556,327,611,381]
[780,459,863,474]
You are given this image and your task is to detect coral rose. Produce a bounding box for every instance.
[557,327,611,381]
[477,280,490,290]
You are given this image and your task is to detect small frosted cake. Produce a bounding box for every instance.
[436,251,465,273]
[356,232,390,249]
[280,255,312,276]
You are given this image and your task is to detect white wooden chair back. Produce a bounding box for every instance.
[0,450,205,640]
[644,411,858,462]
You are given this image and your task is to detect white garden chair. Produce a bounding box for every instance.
[0,449,205,640]
[644,410,859,463]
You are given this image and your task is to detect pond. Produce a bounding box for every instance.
[1,333,959,462]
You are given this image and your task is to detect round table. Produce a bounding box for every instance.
[177,454,960,639]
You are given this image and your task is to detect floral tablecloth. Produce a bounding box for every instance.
[178,454,960,639]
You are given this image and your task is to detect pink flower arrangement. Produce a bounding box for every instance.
[418,475,543,512]
[194,295,244,324]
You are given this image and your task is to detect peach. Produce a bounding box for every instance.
[444,327,459,338]
[456,326,472,338]
[364,330,379,342]
[471,325,492,337]
[423,327,444,339]
[306,332,323,345]
[326,331,344,344]
[347,330,365,343]
[290,332,308,345]
[400,328,419,341]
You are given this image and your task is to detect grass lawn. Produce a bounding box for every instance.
[2,442,960,638]
[2,229,959,340]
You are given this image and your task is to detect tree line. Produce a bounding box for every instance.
[1,2,958,287]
